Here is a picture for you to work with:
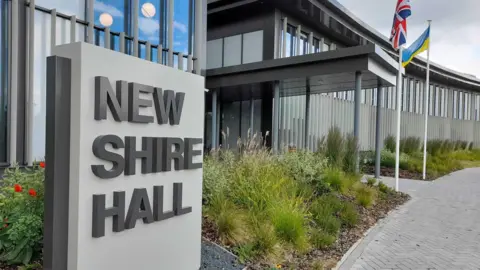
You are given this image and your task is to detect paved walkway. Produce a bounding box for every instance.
[339,168,480,270]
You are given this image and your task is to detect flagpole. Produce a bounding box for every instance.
[422,20,432,180]
[395,45,403,192]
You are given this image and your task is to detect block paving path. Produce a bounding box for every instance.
[339,168,480,270]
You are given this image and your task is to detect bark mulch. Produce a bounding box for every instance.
[363,165,431,180]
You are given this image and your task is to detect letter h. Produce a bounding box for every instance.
[92,192,125,238]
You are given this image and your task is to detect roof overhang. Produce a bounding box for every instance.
[206,44,400,90]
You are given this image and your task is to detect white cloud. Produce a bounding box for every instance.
[94,1,124,17]
[174,21,188,33]
[139,17,159,35]
[337,0,480,78]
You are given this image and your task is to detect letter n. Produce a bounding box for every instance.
[94,76,128,121]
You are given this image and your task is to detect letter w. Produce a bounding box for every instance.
[153,88,185,125]
[94,76,128,121]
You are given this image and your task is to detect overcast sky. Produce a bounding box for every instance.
[337,0,480,78]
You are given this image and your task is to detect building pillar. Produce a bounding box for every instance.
[261,83,273,148]
[375,82,383,179]
[304,78,311,149]
[211,89,217,149]
[282,17,287,58]
[273,81,280,153]
[194,0,203,74]
[354,71,362,172]
[296,25,301,56]
[249,91,254,134]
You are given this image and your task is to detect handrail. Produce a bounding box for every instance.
[24,2,196,60]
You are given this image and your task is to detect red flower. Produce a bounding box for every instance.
[3,223,7,228]
[39,162,45,168]
[29,188,37,197]
[14,184,22,192]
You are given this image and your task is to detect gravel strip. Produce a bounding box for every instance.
[201,240,245,270]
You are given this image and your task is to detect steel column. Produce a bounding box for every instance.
[133,0,139,57]
[9,0,19,164]
[375,83,383,179]
[249,90,254,134]
[273,81,280,153]
[211,89,217,149]
[305,78,310,149]
[282,17,287,57]
[168,0,174,66]
[194,0,203,73]
[26,0,35,165]
[354,71,362,172]
[87,0,94,43]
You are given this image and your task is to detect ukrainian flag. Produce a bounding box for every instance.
[402,26,430,67]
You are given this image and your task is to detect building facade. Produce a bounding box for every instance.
[0,0,206,168]
[205,0,480,153]
[1,0,480,170]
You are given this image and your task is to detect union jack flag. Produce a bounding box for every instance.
[390,0,412,50]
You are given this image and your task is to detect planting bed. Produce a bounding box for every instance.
[203,190,409,269]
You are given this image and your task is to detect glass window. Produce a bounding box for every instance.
[242,31,263,64]
[206,39,222,69]
[172,0,190,54]
[285,24,296,57]
[299,32,308,55]
[223,35,241,67]
[0,1,7,163]
[313,37,320,53]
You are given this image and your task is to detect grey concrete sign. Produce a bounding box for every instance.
[44,42,205,270]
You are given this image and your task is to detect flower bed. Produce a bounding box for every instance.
[362,136,480,180]
[202,128,410,269]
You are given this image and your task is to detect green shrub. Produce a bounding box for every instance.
[384,135,396,153]
[310,229,336,249]
[400,137,421,154]
[442,140,454,152]
[206,195,246,245]
[315,215,341,235]
[427,139,444,156]
[366,178,377,187]
[280,150,327,185]
[310,195,343,218]
[0,165,44,266]
[322,167,345,193]
[324,126,344,167]
[339,202,359,228]
[234,243,257,263]
[251,222,279,257]
[310,195,342,235]
[270,200,308,250]
[343,133,358,173]
[355,185,377,208]
[203,151,235,205]
[380,150,410,170]
[378,181,394,194]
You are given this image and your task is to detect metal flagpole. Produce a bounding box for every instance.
[394,46,403,192]
[422,20,432,180]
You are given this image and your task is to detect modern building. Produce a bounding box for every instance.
[204,0,480,153]
[1,0,480,170]
[0,0,206,168]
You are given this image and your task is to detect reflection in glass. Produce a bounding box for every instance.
[38,0,85,18]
